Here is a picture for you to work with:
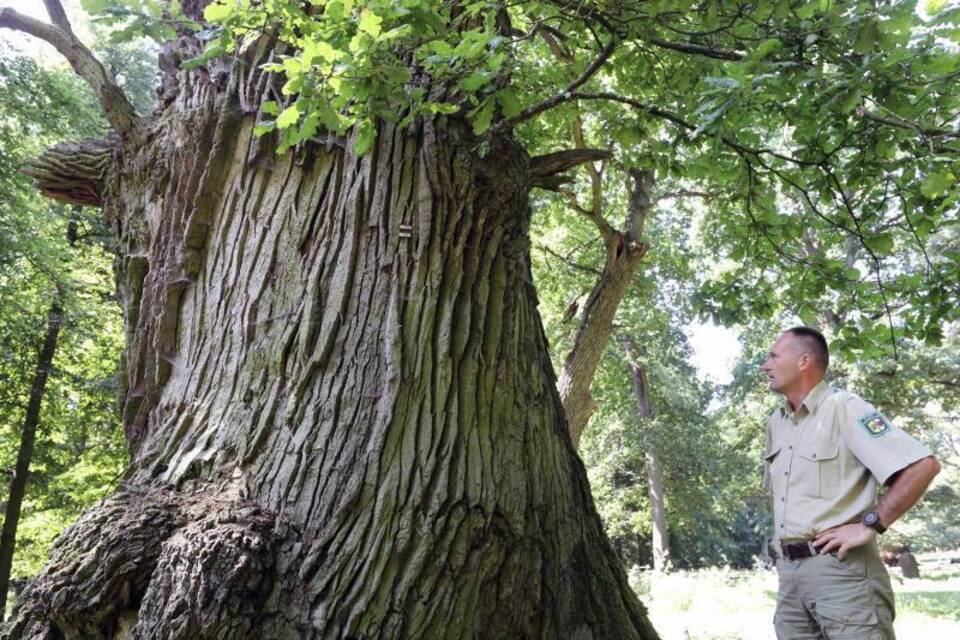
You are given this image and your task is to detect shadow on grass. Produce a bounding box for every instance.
[898,590,960,621]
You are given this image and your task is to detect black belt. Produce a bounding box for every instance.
[781,541,822,560]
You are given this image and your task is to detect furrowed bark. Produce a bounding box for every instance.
[0,298,63,620]
[21,139,115,207]
[3,26,659,640]
[558,169,653,446]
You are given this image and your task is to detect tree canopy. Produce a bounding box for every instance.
[72,0,959,359]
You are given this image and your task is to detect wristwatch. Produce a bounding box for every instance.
[862,510,887,534]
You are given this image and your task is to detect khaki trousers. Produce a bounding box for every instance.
[774,541,896,639]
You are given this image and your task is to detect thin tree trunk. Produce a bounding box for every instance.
[558,168,652,447]
[1,31,660,636]
[620,336,670,572]
[0,297,63,619]
[645,450,670,573]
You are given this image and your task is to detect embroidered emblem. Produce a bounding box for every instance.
[859,411,890,437]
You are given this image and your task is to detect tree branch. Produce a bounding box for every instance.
[529,148,612,191]
[0,7,138,136]
[489,37,617,133]
[43,0,72,35]
[537,244,602,277]
[572,116,604,217]
[557,189,618,243]
[570,91,823,166]
[21,139,116,207]
[656,189,717,201]
[623,168,654,241]
[647,37,743,61]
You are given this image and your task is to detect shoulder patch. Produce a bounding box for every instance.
[859,411,891,437]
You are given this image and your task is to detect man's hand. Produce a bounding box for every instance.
[813,524,877,560]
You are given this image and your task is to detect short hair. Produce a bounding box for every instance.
[785,326,829,372]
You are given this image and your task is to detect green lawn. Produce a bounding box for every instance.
[634,566,960,640]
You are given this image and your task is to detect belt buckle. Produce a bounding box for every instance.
[807,541,818,558]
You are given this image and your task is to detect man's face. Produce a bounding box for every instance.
[761,333,802,394]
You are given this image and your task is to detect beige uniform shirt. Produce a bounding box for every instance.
[764,380,931,543]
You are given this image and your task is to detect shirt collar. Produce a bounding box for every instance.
[780,379,830,419]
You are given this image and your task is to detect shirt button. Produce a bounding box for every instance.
[788,445,793,450]
[780,524,785,528]
[781,497,785,502]
[784,471,789,476]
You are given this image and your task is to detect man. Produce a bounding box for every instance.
[761,327,940,639]
[897,546,920,579]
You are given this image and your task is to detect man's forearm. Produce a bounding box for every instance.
[876,456,941,528]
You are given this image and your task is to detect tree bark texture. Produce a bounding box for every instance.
[4,34,658,640]
[621,337,669,572]
[0,299,63,619]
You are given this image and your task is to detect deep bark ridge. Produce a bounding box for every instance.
[3,13,658,640]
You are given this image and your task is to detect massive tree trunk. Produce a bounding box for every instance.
[0,298,63,619]
[1,13,658,640]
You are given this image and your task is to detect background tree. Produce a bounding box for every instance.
[0,37,154,614]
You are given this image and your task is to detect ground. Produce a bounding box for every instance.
[635,557,960,640]
[7,555,960,635]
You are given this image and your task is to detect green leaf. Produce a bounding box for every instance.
[853,21,880,53]
[276,104,301,129]
[358,9,382,38]
[253,121,276,136]
[459,73,488,91]
[428,40,454,56]
[470,98,495,135]
[920,170,956,199]
[300,113,319,140]
[203,1,233,22]
[865,233,894,254]
[354,119,376,156]
[81,0,113,13]
[496,89,522,118]
[317,102,345,133]
[383,24,413,40]
[424,102,460,115]
[844,267,861,281]
[751,38,782,59]
[262,101,281,116]
[796,2,817,19]
[797,303,819,325]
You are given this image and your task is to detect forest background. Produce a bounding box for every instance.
[0,0,958,635]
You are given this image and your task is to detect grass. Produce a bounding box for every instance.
[634,566,960,640]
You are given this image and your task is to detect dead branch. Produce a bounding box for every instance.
[529,148,611,191]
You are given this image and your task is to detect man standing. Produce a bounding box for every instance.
[761,327,940,639]
[897,546,920,579]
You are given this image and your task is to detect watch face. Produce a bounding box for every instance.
[864,512,878,525]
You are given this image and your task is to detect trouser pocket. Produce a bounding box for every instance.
[813,601,885,639]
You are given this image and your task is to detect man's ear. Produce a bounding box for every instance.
[797,352,811,371]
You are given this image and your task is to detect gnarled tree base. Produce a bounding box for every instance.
[3,484,299,640]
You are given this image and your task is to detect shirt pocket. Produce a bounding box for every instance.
[796,441,840,499]
[763,445,782,490]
